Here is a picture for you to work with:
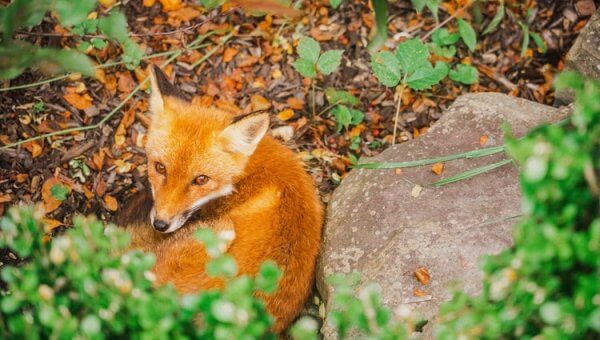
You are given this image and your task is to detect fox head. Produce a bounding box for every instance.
[145,65,270,233]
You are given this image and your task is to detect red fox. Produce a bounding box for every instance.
[115,65,323,333]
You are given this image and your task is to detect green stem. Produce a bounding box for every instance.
[430,158,513,187]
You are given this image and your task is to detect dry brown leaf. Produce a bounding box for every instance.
[230,0,303,18]
[63,92,92,110]
[415,267,431,285]
[223,47,239,62]
[0,194,11,203]
[251,95,272,111]
[431,162,444,176]
[168,6,201,21]
[277,109,294,121]
[104,195,119,211]
[117,71,137,93]
[41,177,71,213]
[287,97,305,110]
[16,174,28,183]
[24,141,43,158]
[42,218,64,231]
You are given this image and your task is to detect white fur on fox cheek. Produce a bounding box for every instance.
[159,184,235,234]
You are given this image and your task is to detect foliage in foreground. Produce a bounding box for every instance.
[0,207,280,338]
[437,74,600,338]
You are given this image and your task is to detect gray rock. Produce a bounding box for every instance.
[555,8,600,105]
[317,93,569,339]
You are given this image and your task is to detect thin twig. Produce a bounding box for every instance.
[421,2,473,42]
[391,84,405,145]
[0,33,231,151]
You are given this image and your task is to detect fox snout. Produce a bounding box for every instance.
[149,208,191,234]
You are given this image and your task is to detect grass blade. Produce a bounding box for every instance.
[353,145,505,169]
[431,158,513,187]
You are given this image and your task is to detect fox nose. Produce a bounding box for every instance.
[153,219,169,232]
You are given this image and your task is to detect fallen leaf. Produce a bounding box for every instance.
[395,168,402,175]
[0,194,11,203]
[23,141,43,158]
[42,218,63,231]
[411,184,422,198]
[158,0,182,11]
[63,92,92,110]
[41,177,71,213]
[287,97,305,110]
[223,48,239,62]
[251,94,272,111]
[480,134,489,146]
[431,162,444,175]
[117,71,137,93]
[104,195,118,211]
[415,267,431,285]
[143,0,156,6]
[413,288,428,297]
[168,6,201,21]
[277,109,295,121]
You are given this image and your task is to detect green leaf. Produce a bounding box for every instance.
[206,254,237,278]
[457,19,477,52]
[98,10,129,43]
[122,39,143,70]
[395,38,430,74]
[297,36,321,63]
[293,58,316,78]
[54,0,97,27]
[332,105,352,132]
[411,0,426,12]
[370,51,401,87]
[317,50,343,75]
[529,31,547,54]
[325,88,359,106]
[91,38,107,50]
[429,44,456,58]
[407,62,448,90]
[483,2,505,35]
[255,261,282,294]
[426,0,441,22]
[519,22,530,57]
[350,109,364,125]
[199,0,226,10]
[431,28,460,46]
[50,184,69,201]
[330,0,343,9]
[449,64,479,85]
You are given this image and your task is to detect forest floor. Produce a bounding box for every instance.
[0,0,596,295]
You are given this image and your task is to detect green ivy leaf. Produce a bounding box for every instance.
[98,10,129,43]
[54,0,97,27]
[370,51,401,87]
[297,36,321,63]
[330,0,343,9]
[293,58,316,78]
[449,64,479,85]
[407,61,448,90]
[317,50,343,75]
[483,2,505,35]
[395,38,430,74]
[325,87,359,106]
[431,28,460,46]
[457,19,477,52]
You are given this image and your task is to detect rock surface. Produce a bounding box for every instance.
[317,93,569,339]
[555,8,600,105]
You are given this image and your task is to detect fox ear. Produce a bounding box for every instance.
[220,113,270,156]
[149,65,180,115]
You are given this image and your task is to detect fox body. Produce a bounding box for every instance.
[116,66,323,332]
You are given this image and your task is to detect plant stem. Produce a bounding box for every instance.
[0,33,228,151]
[311,80,316,117]
[391,84,405,145]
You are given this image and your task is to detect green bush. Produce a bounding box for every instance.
[0,0,140,80]
[437,74,600,338]
[0,206,280,338]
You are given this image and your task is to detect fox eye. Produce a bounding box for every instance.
[193,175,209,186]
[155,162,166,175]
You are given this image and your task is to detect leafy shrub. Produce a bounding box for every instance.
[437,73,600,338]
[0,0,139,80]
[0,206,280,338]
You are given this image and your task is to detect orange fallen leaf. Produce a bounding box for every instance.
[415,267,431,285]
[0,194,11,203]
[277,109,294,121]
[143,0,156,6]
[117,71,137,93]
[168,6,201,21]
[158,0,182,11]
[287,97,305,110]
[223,47,239,62]
[63,92,92,110]
[24,141,43,158]
[42,218,64,231]
[480,134,489,146]
[431,162,444,176]
[395,168,402,175]
[413,288,428,297]
[104,195,119,211]
[41,177,71,213]
[251,95,272,111]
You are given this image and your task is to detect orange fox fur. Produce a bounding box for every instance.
[116,66,323,333]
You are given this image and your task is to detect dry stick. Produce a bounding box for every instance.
[0,33,232,151]
[391,84,405,145]
[420,2,473,42]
